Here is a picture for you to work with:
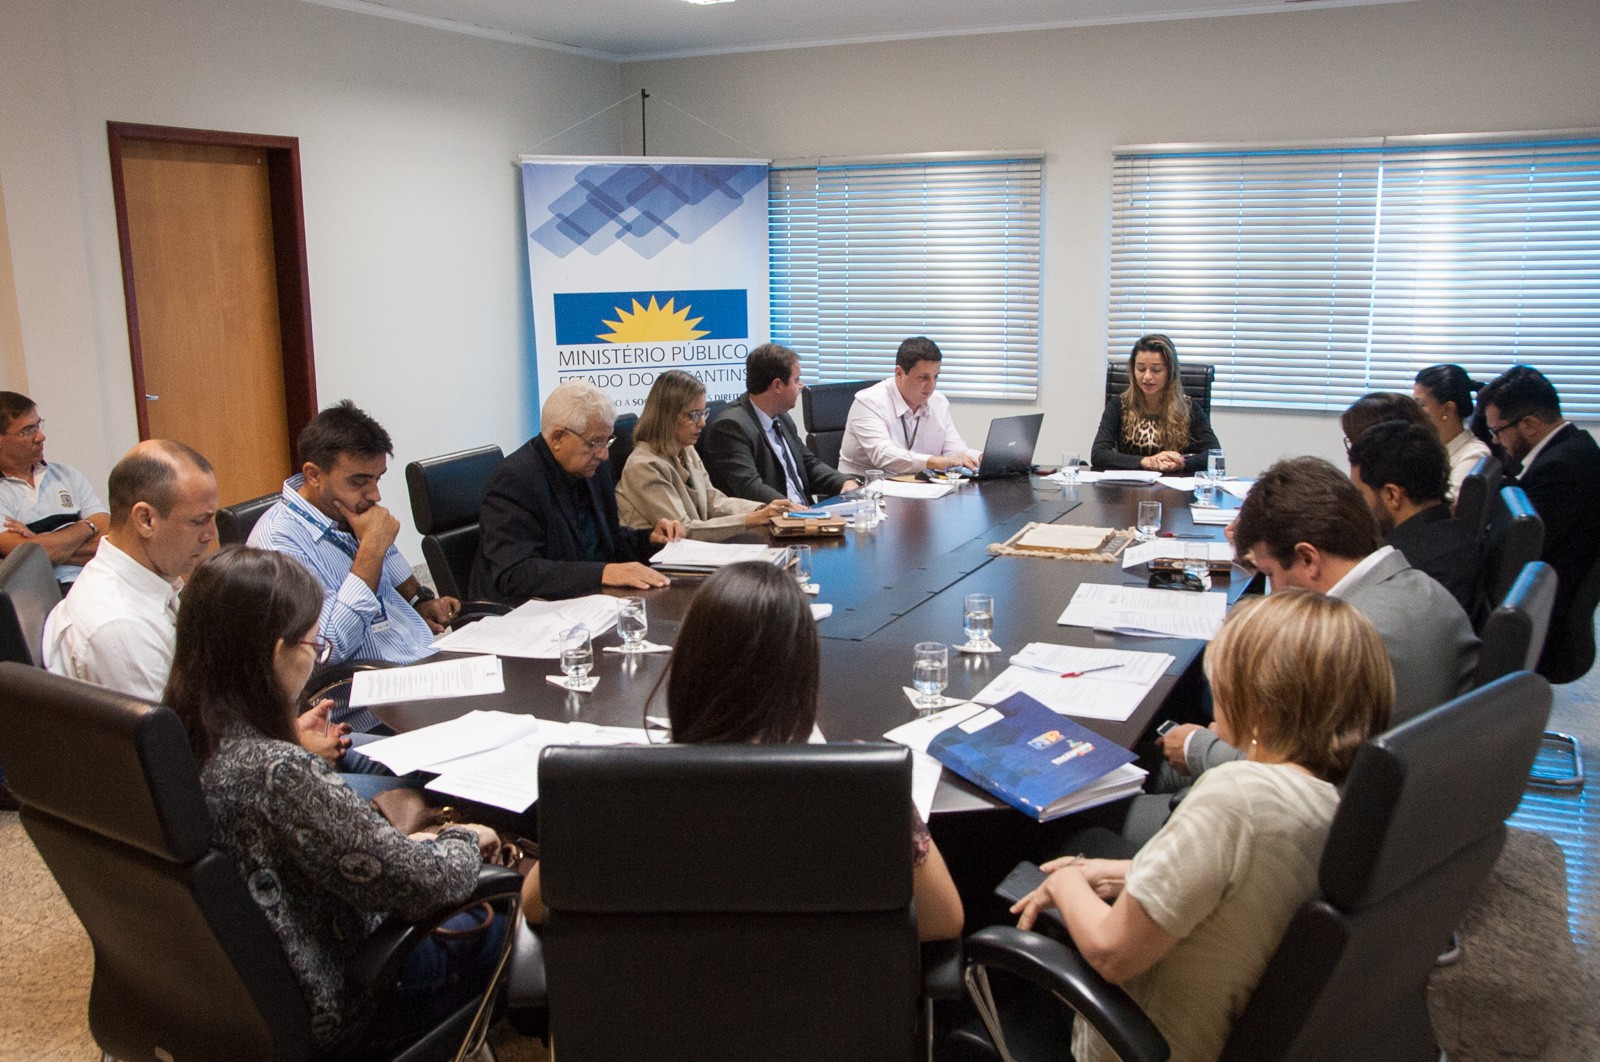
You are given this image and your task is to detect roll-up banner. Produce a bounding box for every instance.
[520,156,770,420]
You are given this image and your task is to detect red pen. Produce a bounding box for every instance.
[1018,662,1122,679]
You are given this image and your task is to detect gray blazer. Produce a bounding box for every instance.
[1186,548,1480,775]
[616,440,760,536]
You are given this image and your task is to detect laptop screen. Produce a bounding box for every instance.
[975,413,1044,478]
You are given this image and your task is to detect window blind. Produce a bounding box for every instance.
[770,157,1043,400]
[1109,136,1600,416]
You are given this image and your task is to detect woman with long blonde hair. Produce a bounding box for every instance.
[1090,334,1220,473]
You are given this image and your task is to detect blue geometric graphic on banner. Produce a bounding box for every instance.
[555,289,748,344]
[530,164,766,260]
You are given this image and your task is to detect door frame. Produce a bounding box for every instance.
[107,121,318,464]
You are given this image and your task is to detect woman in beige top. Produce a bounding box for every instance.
[1010,591,1393,1062]
[618,371,793,537]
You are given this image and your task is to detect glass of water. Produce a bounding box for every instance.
[559,624,593,688]
[616,597,648,652]
[1183,542,1210,584]
[1061,452,1082,487]
[791,543,813,588]
[913,642,949,712]
[1207,448,1226,484]
[1136,500,1163,539]
[963,593,995,650]
[864,469,887,526]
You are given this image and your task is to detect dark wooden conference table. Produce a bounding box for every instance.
[375,474,1254,818]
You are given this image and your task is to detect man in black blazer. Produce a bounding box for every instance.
[1347,420,1480,614]
[702,343,860,504]
[471,381,683,604]
[1479,365,1600,665]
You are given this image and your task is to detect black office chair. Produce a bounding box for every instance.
[404,445,507,623]
[801,379,873,468]
[1453,453,1503,535]
[1105,362,1215,415]
[1528,551,1600,791]
[956,670,1551,1062]
[216,492,280,546]
[1472,561,1556,688]
[0,541,60,667]
[694,399,731,462]
[1478,485,1544,622]
[610,412,639,482]
[537,743,930,1062]
[0,662,522,1062]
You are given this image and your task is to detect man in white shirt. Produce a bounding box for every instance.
[838,337,979,477]
[0,392,110,593]
[43,440,218,701]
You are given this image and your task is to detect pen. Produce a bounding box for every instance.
[1157,532,1211,539]
[1016,662,1122,679]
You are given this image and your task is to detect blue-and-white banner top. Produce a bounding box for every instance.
[520,156,770,421]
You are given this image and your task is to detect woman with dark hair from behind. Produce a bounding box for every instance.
[1339,391,1432,454]
[1010,590,1392,1062]
[521,561,964,941]
[166,546,506,1051]
[1414,364,1492,499]
[1092,334,1221,473]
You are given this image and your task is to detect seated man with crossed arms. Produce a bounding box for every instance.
[0,391,109,595]
[839,336,978,477]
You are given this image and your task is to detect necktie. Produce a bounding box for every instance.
[771,422,808,505]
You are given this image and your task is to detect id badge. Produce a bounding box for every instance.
[370,618,393,634]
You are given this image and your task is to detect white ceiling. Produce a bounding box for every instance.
[302,0,1415,62]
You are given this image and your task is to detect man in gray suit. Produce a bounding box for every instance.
[1164,456,1479,779]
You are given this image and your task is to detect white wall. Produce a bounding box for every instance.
[0,0,622,553]
[619,0,1600,476]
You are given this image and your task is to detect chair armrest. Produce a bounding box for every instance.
[345,865,524,995]
[921,936,965,1000]
[964,925,1170,1062]
[450,601,511,630]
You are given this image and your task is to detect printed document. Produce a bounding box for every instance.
[1058,583,1228,639]
[349,655,504,707]
[358,710,543,776]
[430,595,620,658]
[1120,540,1234,569]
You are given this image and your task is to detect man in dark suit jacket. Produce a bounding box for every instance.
[471,382,683,605]
[1480,365,1600,673]
[702,343,860,504]
[1347,419,1480,614]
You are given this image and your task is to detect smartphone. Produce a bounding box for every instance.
[1155,719,1179,737]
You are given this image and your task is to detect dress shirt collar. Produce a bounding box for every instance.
[1,460,48,486]
[279,474,350,545]
[883,377,925,421]
[1327,544,1394,599]
[91,536,183,604]
[1520,420,1570,473]
[752,402,780,437]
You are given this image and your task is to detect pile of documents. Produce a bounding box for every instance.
[430,595,620,658]
[1057,583,1228,639]
[973,642,1175,722]
[649,539,789,574]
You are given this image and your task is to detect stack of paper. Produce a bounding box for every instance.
[1073,469,1162,485]
[349,655,504,707]
[1015,523,1115,553]
[431,595,620,658]
[649,539,789,572]
[1120,540,1234,570]
[971,643,1175,722]
[1057,583,1228,639]
[865,479,955,500]
[1188,508,1237,526]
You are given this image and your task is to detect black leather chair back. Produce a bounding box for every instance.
[216,493,280,546]
[0,542,62,667]
[405,445,504,601]
[610,413,639,483]
[1480,485,1544,612]
[1473,561,1556,688]
[0,663,313,1061]
[1218,672,1550,1062]
[1539,550,1600,684]
[1106,362,1215,414]
[693,399,730,462]
[539,743,921,1062]
[1453,453,1502,536]
[802,380,873,468]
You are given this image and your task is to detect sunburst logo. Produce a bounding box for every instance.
[599,296,709,343]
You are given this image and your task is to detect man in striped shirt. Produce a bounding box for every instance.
[250,400,458,731]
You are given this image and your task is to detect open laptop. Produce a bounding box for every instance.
[967,412,1044,480]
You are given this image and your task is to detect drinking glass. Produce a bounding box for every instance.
[1207,448,1226,483]
[1183,542,1210,583]
[864,468,887,526]
[1136,500,1162,539]
[791,544,813,587]
[1061,452,1082,487]
[912,642,949,712]
[963,593,995,650]
[559,624,594,688]
[616,597,648,652]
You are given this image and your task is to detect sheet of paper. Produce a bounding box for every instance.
[1157,476,1198,491]
[973,667,1149,722]
[349,654,504,707]
[1058,583,1227,640]
[424,725,575,811]
[1188,507,1238,526]
[1120,539,1234,569]
[883,701,989,753]
[866,480,955,500]
[1008,643,1175,685]
[358,710,544,775]
[650,539,787,569]
[910,750,942,821]
[810,603,833,621]
[1074,469,1161,485]
[430,595,620,658]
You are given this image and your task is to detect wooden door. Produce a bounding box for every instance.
[109,124,317,506]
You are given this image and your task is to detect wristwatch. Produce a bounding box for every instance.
[408,585,437,607]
